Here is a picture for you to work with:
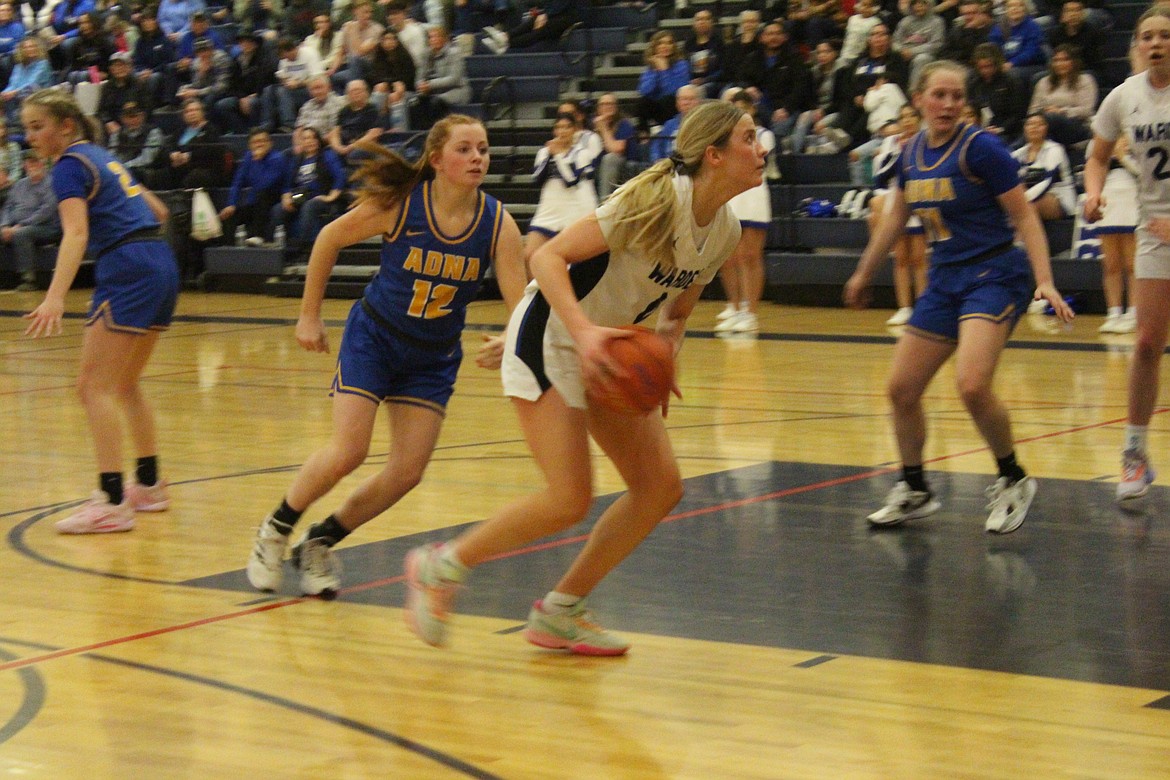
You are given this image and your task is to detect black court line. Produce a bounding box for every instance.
[794,655,837,669]
[0,641,47,746]
[0,636,500,776]
[1147,695,1170,710]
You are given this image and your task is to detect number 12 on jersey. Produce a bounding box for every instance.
[408,280,456,319]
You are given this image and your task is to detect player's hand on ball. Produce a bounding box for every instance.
[475,334,505,369]
[578,325,632,394]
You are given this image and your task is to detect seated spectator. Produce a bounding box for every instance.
[108,102,164,183]
[131,10,175,107]
[1048,0,1102,70]
[272,126,345,254]
[988,0,1047,81]
[233,0,281,36]
[636,30,690,133]
[295,73,346,137]
[683,8,725,97]
[0,117,21,210]
[831,23,907,152]
[336,0,383,88]
[171,11,229,91]
[261,36,323,132]
[0,3,26,65]
[1,153,60,292]
[648,83,702,162]
[366,28,415,128]
[305,13,344,87]
[219,128,287,246]
[1026,43,1096,146]
[282,0,329,41]
[2,37,52,125]
[480,0,579,54]
[175,37,232,113]
[841,0,882,63]
[938,0,994,65]
[592,93,637,199]
[408,26,469,129]
[99,52,153,135]
[213,27,277,134]
[160,98,225,189]
[1012,112,1075,219]
[893,0,946,86]
[64,12,114,85]
[157,0,203,40]
[327,79,383,163]
[44,0,94,72]
[383,0,427,71]
[968,42,1027,142]
[791,38,849,153]
[738,21,813,140]
[453,0,513,37]
[726,9,763,67]
[785,0,842,49]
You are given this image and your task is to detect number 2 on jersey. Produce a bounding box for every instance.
[408,280,456,319]
[1149,148,1170,181]
[106,161,143,198]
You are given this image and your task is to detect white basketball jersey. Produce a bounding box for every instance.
[1092,72,1170,222]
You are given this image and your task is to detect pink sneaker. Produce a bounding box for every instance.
[125,480,170,512]
[55,492,135,534]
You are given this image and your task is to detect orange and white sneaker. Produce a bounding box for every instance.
[1117,449,1155,502]
[125,480,169,512]
[404,543,462,647]
[524,600,630,656]
[55,492,135,534]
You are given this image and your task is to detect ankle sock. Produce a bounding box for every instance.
[1124,424,1148,454]
[100,472,124,505]
[902,464,927,493]
[270,498,302,534]
[136,455,158,487]
[996,452,1027,483]
[305,514,350,547]
[437,545,469,583]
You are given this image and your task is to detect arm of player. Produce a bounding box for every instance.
[1082,134,1115,223]
[475,210,527,370]
[844,185,910,310]
[142,187,170,224]
[657,283,702,357]
[24,198,88,338]
[998,184,1074,323]
[530,214,633,390]
[297,198,401,353]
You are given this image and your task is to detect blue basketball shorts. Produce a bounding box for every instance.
[330,301,462,414]
[87,240,181,333]
[907,247,1033,343]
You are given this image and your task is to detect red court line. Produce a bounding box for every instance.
[2,408,1162,673]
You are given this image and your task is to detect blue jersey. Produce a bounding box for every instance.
[897,125,1019,266]
[362,180,504,346]
[51,141,161,257]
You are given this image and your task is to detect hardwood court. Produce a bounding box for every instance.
[1,289,1168,778]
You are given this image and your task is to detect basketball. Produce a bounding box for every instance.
[587,326,675,415]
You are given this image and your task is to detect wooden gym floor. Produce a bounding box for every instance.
[1,289,1168,778]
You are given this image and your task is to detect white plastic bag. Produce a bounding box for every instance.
[190,188,223,241]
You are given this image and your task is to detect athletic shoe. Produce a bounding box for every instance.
[404,543,462,647]
[1115,311,1137,334]
[482,26,508,53]
[729,311,759,332]
[984,476,1037,534]
[1027,298,1048,314]
[291,536,341,598]
[716,303,739,322]
[886,307,913,326]
[244,236,265,247]
[125,480,169,512]
[1099,313,1122,333]
[524,600,631,656]
[714,310,745,332]
[838,189,858,216]
[821,127,851,154]
[1117,449,1155,502]
[867,481,941,527]
[55,491,135,534]
[245,515,289,591]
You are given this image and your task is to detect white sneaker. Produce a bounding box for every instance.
[729,311,758,332]
[867,481,941,527]
[482,36,506,54]
[404,543,462,647]
[714,310,745,332]
[850,189,872,219]
[55,491,135,534]
[984,476,1037,534]
[292,536,342,598]
[1115,311,1137,333]
[1117,448,1155,502]
[716,303,739,322]
[483,26,508,52]
[246,516,289,591]
[1099,313,1121,333]
[838,189,857,216]
[886,307,913,326]
[1027,298,1048,314]
[244,236,265,247]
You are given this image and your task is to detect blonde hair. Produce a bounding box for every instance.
[605,101,745,272]
[22,88,100,143]
[913,59,969,94]
[644,30,681,66]
[352,113,484,210]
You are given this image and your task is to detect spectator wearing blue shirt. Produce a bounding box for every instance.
[132,11,177,105]
[988,0,1047,75]
[636,30,691,133]
[272,127,346,253]
[45,0,96,71]
[157,0,206,39]
[2,153,61,292]
[220,129,288,245]
[648,84,701,163]
[592,93,638,199]
[0,2,27,62]
[2,38,53,125]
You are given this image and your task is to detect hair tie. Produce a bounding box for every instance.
[668,152,687,172]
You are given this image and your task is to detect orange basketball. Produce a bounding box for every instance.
[587,326,675,415]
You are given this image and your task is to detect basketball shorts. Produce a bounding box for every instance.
[331,301,461,414]
[501,287,589,410]
[907,247,1033,343]
[86,240,180,333]
[1135,226,1170,280]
